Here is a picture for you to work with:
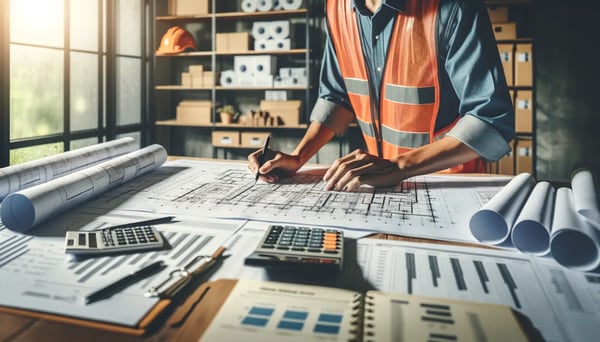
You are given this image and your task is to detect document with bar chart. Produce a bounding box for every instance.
[85,159,510,243]
[0,211,243,326]
[354,238,600,342]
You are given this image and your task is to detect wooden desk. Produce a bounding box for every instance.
[0,233,496,341]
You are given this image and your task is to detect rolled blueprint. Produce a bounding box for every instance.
[241,0,257,12]
[0,144,167,233]
[280,0,303,10]
[511,181,555,256]
[571,168,600,229]
[469,173,536,244]
[256,0,273,12]
[0,137,137,201]
[550,187,600,272]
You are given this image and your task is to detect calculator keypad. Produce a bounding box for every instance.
[245,225,344,272]
[65,225,164,255]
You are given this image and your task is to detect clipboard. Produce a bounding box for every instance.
[0,298,172,336]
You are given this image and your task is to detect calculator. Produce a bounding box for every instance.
[64,225,165,255]
[244,225,344,272]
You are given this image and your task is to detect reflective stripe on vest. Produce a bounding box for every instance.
[327,0,443,159]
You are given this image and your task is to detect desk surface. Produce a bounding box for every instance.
[0,234,491,341]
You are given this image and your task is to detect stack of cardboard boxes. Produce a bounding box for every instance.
[488,5,534,175]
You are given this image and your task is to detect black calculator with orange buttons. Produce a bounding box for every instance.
[244,225,344,272]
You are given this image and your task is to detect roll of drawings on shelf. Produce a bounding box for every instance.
[550,187,600,272]
[469,173,536,245]
[241,0,257,12]
[0,144,168,233]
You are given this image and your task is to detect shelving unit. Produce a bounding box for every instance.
[151,0,323,158]
[484,0,535,176]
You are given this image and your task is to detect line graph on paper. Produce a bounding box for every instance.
[86,160,510,242]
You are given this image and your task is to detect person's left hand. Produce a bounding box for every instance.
[323,149,404,191]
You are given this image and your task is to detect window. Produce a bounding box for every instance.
[0,0,151,166]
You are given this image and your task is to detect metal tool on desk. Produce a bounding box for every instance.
[144,246,227,299]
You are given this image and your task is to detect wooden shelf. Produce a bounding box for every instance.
[156,49,308,58]
[155,85,309,91]
[155,119,308,130]
[156,9,307,22]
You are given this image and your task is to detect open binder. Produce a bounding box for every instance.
[171,278,541,341]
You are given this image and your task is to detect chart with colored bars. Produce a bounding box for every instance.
[88,160,508,242]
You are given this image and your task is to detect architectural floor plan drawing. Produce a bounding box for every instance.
[87,159,510,243]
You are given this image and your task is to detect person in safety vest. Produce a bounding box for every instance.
[248,0,514,191]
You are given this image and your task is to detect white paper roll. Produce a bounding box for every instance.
[256,0,273,12]
[269,20,290,39]
[219,70,237,87]
[511,181,555,256]
[234,56,255,74]
[254,39,270,51]
[253,55,277,75]
[280,0,302,10]
[241,0,257,12]
[272,0,283,10]
[252,22,271,40]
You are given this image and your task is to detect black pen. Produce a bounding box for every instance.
[102,216,175,230]
[85,261,165,305]
[255,135,272,182]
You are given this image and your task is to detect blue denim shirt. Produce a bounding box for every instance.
[311,0,515,161]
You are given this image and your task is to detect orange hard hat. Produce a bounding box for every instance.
[156,26,196,55]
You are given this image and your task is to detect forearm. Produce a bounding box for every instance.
[291,121,337,165]
[392,136,480,178]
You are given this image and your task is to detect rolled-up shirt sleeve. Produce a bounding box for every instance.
[310,35,356,136]
[442,0,515,161]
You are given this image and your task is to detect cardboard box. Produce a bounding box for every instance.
[212,131,240,147]
[241,132,271,148]
[498,140,515,175]
[516,138,533,174]
[515,44,533,86]
[492,22,516,40]
[515,90,533,133]
[497,44,513,86]
[189,65,204,76]
[203,71,216,87]
[216,32,251,52]
[260,100,301,126]
[181,72,192,87]
[169,0,209,16]
[176,100,212,125]
[487,6,509,23]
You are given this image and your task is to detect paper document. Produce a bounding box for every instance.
[83,159,511,243]
[355,238,600,342]
[0,144,167,233]
[0,137,137,201]
[0,210,243,326]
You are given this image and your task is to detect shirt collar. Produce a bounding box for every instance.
[352,0,406,15]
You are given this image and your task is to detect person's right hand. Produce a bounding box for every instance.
[247,149,303,183]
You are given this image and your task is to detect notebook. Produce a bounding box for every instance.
[175,279,537,341]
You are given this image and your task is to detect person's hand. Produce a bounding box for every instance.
[248,149,303,183]
[323,149,404,191]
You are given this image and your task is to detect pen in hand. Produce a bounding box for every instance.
[255,135,272,182]
[85,260,165,305]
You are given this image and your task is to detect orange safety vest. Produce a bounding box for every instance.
[326,0,484,173]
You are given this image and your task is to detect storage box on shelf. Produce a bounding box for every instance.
[153,0,319,157]
[484,0,535,176]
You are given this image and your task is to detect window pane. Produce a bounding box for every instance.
[71,0,99,51]
[117,0,141,56]
[71,52,99,131]
[10,45,64,140]
[10,0,64,48]
[10,143,64,165]
[116,57,141,125]
[71,137,100,150]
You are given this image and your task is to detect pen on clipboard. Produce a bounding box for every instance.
[255,135,272,183]
[85,261,165,305]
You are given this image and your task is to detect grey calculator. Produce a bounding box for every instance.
[64,225,164,255]
[244,224,344,272]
